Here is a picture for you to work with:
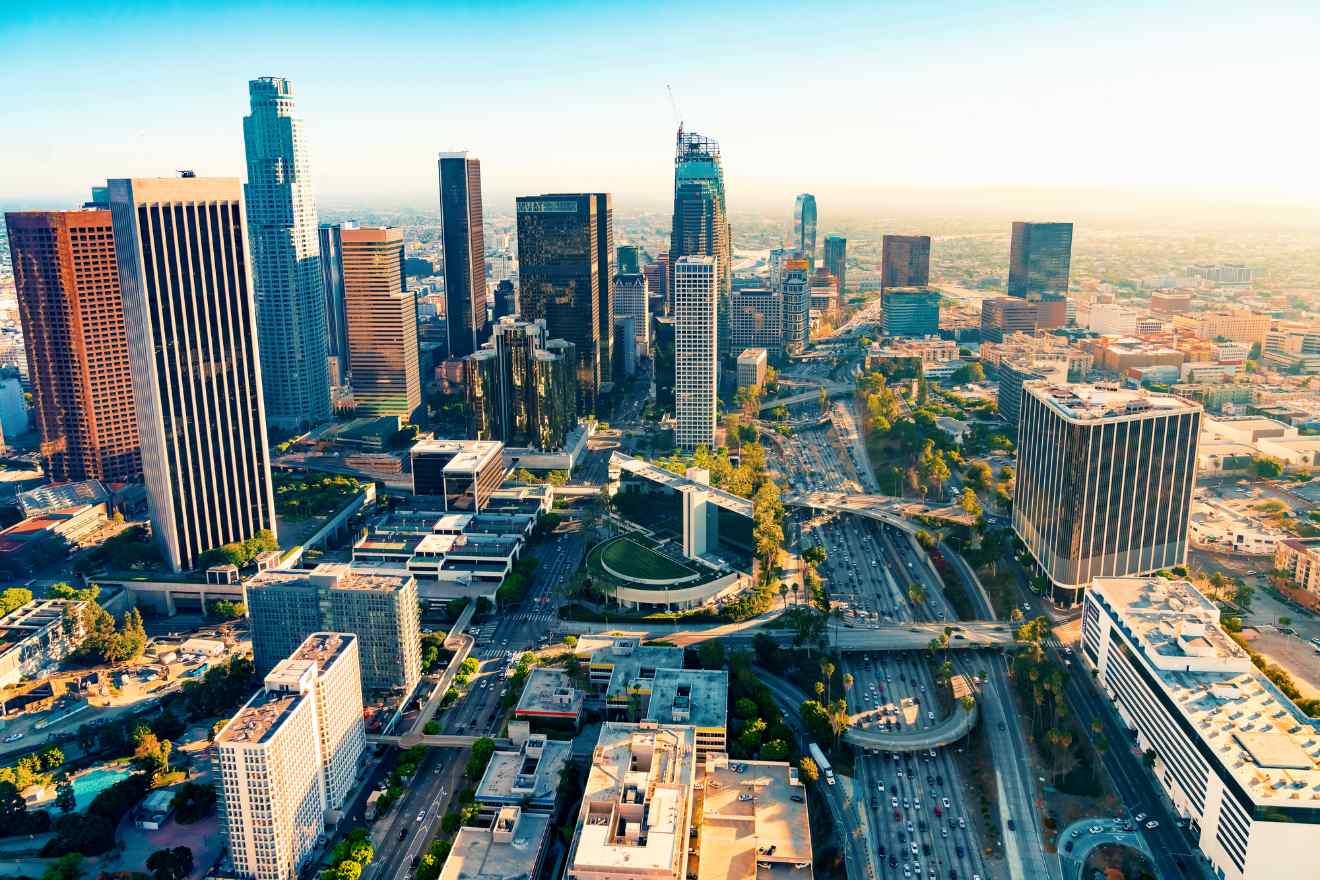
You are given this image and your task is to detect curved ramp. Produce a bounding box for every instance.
[843,702,978,752]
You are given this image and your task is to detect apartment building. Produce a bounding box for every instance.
[1013,383,1202,605]
[674,256,717,451]
[1273,539,1320,599]
[1082,578,1320,880]
[1172,310,1271,345]
[246,563,421,695]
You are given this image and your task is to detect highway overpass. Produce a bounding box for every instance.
[787,491,979,532]
[554,618,1018,652]
[758,381,855,412]
[843,702,978,752]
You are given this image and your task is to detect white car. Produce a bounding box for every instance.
[416,810,426,822]
[2,733,22,743]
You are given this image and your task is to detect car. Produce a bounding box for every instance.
[2,733,23,743]
[934,806,942,818]
[1145,820,1160,829]
[416,810,426,822]
[941,828,948,839]
[1064,842,1074,853]
[790,794,804,803]
[958,818,966,829]
[1134,812,1147,823]
[1088,825,1103,834]
[877,782,885,793]
[399,828,407,840]
[1007,818,1016,831]
[956,845,965,858]
[878,845,886,856]
[942,797,950,809]
[1070,829,1081,839]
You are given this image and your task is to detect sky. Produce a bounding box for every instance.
[3,0,1318,219]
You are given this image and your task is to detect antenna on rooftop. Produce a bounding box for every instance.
[666,84,682,137]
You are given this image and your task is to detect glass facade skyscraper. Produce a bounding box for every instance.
[881,287,941,338]
[464,316,577,451]
[823,234,847,297]
[242,77,331,429]
[438,152,488,358]
[669,128,730,354]
[781,258,811,354]
[317,221,353,386]
[794,193,817,265]
[516,194,606,413]
[881,234,931,291]
[1008,221,1073,299]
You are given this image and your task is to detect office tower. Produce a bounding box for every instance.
[1261,328,1320,374]
[317,221,353,386]
[1008,221,1072,311]
[996,356,1068,431]
[4,209,141,483]
[246,563,422,694]
[108,176,276,573]
[438,151,488,358]
[341,226,420,417]
[242,77,331,429]
[492,279,518,322]
[516,194,606,413]
[809,268,839,315]
[653,317,675,413]
[263,633,365,813]
[674,257,717,452]
[979,296,1039,343]
[612,273,650,357]
[881,234,931,291]
[793,193,817,264]
[881,287,941,338]
[780,258,811,354]
[736,348,768,391]
[823,234,847,296]
[594,194,615,385]
[1082,578,1320,880]
[729,287,783,355]
[410,438,507,508]
[614,317,637,377]
[669,129,731,352]
[1013,382,1202,606]
[464,317,578,450]
[616,244,642,275]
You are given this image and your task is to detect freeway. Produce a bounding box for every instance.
[843,701,978,752]
[789,490,980,530]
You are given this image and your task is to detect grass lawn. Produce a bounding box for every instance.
[596,536,695,582]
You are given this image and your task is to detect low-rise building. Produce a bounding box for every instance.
[475,733,572,815]
[410,439,507,511]
[0,503,107,577]
[694,753,813,880]
[1082,577,1320,880]
[1172,309,1271,345]
[643,668,728,755]
[588,637,685,709]
[735,348,767,392]
[439,806,550,880]
[1273,538,1320,598]
[1261,328,1320,375]
[0,599,87,689]
[514,667,585,729]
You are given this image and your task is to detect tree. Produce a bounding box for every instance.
[41,854,84,880]
[146,846,194,880]
[734,697,760,720]
[818,386,830,416]
[171,781,216,824]
[132,726,173,783]
[820,660,835,705]
[799,700,833,744]
[908,584,926,607]
[1142,748,1158,769]
[0,780,27,824]
[760,739,790,761]
[0,588,33,616]
[959,488,982,518]
[465,737,497,780]
[696,640,726,670]
[54,772,75,815]
[798,756,820,785]
[210,599,246,620]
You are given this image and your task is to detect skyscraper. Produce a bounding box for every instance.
[108,176,276,572]
[594,194,615,385]
[342,226,420,417]
[465,316,578,451]
[438,152,488,358]
[881,234,931,291]
[611,273,650,358]
[242,77,331,429]
[616,244,642,275]
[780,257,811,354]
[516,194,606,413]
[1013,382,1202,606]
[652,316,676,414]
[729,287,783,355]
[317,221,352,386]
[674,256,717,452]
[793,194,817,265]
[492,279,518,322]
[980,296,1039,343]
[881,287,941,338]
[823,234,847,297]
[4,209,141,483]
[1008,221,1073,300]
[669,128,730,351]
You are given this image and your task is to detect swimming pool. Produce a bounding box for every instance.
[72,766,133,810]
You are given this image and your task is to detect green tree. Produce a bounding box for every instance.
[146,846,194,880]
[54,772,75,815]
[908,583,926,607]
[0,588,33,616]
[760,739,790,761]
[132,726,173,783]
[465,737,497,780]
[959,487,982,518]
[797,756,819,785]
[42,853,85,880]
[696,640,726,670]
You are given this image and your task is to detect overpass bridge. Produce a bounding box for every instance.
[554,618,1018,652]
[758,382,855,412]
[787,491,979,532]
[369,733,512,749]
[843,702,978,752]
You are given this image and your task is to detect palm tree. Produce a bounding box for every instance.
[843,672,854,695]
[908,584,926,607]
[779,582,790,610]
[821,660,836,705]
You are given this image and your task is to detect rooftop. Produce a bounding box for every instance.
[291,632,355,673]
[696,755,813,880]
[411,438,504,473]
[1024,382,1201,422]
[589,639,686,702]
[644,668,729,731]
[476,734,572,806]
[1091,577,1320,807]
[217,688,307,746]
[439,807,550,880]
[611,453,753,519]
[515,667,585,720]
[246,563,413,594]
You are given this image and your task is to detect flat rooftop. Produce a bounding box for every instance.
[1091,577,1320,807]
[1024,382,1201,422]
[411,438,504,472]
[246,563,412,594]
[291,632,355,673]
[611,452,753,518]
[644,668,729,731]
[515,667,585,719]
[440,807,549,880]
[589,639,686,701]
[217,688,308,746]
[696,756,813,880]
[476,735,572,805]
[569,723,698,877]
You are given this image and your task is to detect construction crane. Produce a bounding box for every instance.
[666,83,682,137]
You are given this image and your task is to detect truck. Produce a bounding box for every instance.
[365,789,383,821]
[808,742,835,785]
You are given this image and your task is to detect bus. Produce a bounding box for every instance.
[808,742,835,785]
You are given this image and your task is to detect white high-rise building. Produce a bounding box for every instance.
[108,175,277,572]
[674,256,717,452]
[242,77,331,429]
[781,257,811,354]
[215,633,366,880]
[611,273,650,356]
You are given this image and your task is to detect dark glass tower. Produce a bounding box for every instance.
[669,128,730,354]
[594,193,615,385]
[516,194,606,413]
[616,244,642,275]
[438,151,488,358]
[317,221,352,385]
[794,194,817,265]
[823,234,847,297]
[1008,221,1072,299]
[464,316,577,450]
[653,316,676,414]
[881,234,931,291]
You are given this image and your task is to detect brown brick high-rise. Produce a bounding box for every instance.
[4,210,141,483]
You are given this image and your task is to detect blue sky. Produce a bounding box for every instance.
[3,1,1317,211]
